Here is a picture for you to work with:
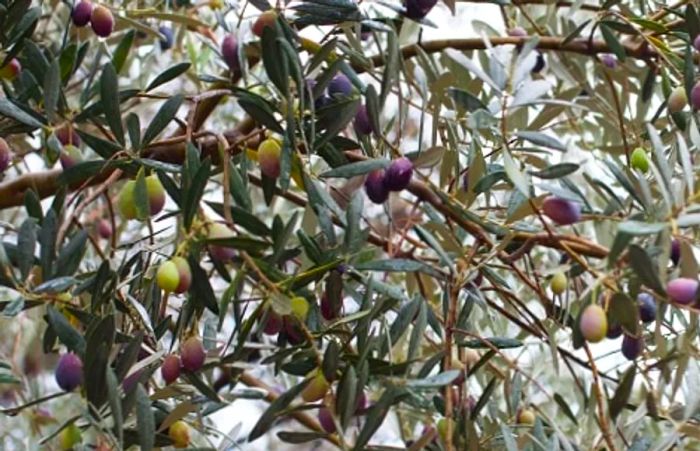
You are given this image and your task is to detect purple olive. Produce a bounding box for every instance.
[364,170,389,204]
[600,53,617,69]
[283,317,304,345]
[327,73,352,98]
[318,407,336,433]
[671,239,681,266]
[507,27,527,37]
[691,81,700,110]
[161,354,181,385]
[383,157,414,191]
[262,310,282,335]
[221,34,239,72]
[694,35,700,52]
[96,219,112,239]
[621,334,643,360]
[60,144,83,169]
[122,369,142,392]
[55,353,83,392]
[354,104,374,135]
[90,5,114,38]
[181,337,206,372]
[637,293,656,323]
[354,390,368,415]
[55,126,81,147]
[72,0,93,27]
[404,0,438,20]
[541,196,582,225]
[667,277,699,305]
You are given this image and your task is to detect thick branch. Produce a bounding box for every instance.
[367,37,656,70]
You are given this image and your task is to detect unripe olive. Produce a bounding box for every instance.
[146,174,166,215]
[96,219,112,239]
[541,196,582,225]
[579,304,607,343]
[72,0,93,27]
[404,0,438,20]
[90,5,114,38]
[156,260,180,292]
[221,34,239,72]
[59,423,82,450]
[0,58,21,80]
[161,354,181,385]
[252,10,277,37]
[668,87,688,113]
[118,180,137,219]
[60,144,83,170]
[262,309,282,335]
[637,293,656,323]
[550,272,567,295]
[692,81,700,110]
[621,334,643,360]
[207,222,236,262]
[168,420,191,448]
[257,138,281,179]
[318,407,336,433]
[384,157,414,191]
[364,170,389,204]
[517,408,536,425]
[180,337,206,372]
[0,137,12,173]
[630,147,649,173]
[301,371,329,402]
[666,277,698,304]
[55,353,83,392]
[171,256,191,293]
[327,73,353,98]
[290,296,310,321]
[436,418,452,444]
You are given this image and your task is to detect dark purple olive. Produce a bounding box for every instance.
[637,293,656,323]
[692,81,700,110]
[283,317,304,345]
[383,157,413,191]
[222,34,239,72]
[327,73,352,98]
[364,170,389,204]
[318,407,336,433]
[621,334,643,360]
[404,0,438,20]
[541,196,581,225]
[354,104,373,135]
[55,353,83,392]
[320,292,341,320]
[531,51,545,73]
[670,239,681,266]
[667,278,699,305]
[72,0,93,27]
[606,322,623,339]
[159,26,174,50]
[263,310,282,335]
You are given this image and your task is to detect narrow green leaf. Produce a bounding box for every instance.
[146,62,191,91]
[136,384,155,451]
[320,159,389,178]
[44,59,61,121]
[600,24,626,61]
[100,63,125,146]
[609,365,635,420]
[141,95,183,146]
[628,245,665,295]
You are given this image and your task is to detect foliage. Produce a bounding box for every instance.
[0,0,699,450]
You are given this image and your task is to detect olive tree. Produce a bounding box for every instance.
[0,0,699,449]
